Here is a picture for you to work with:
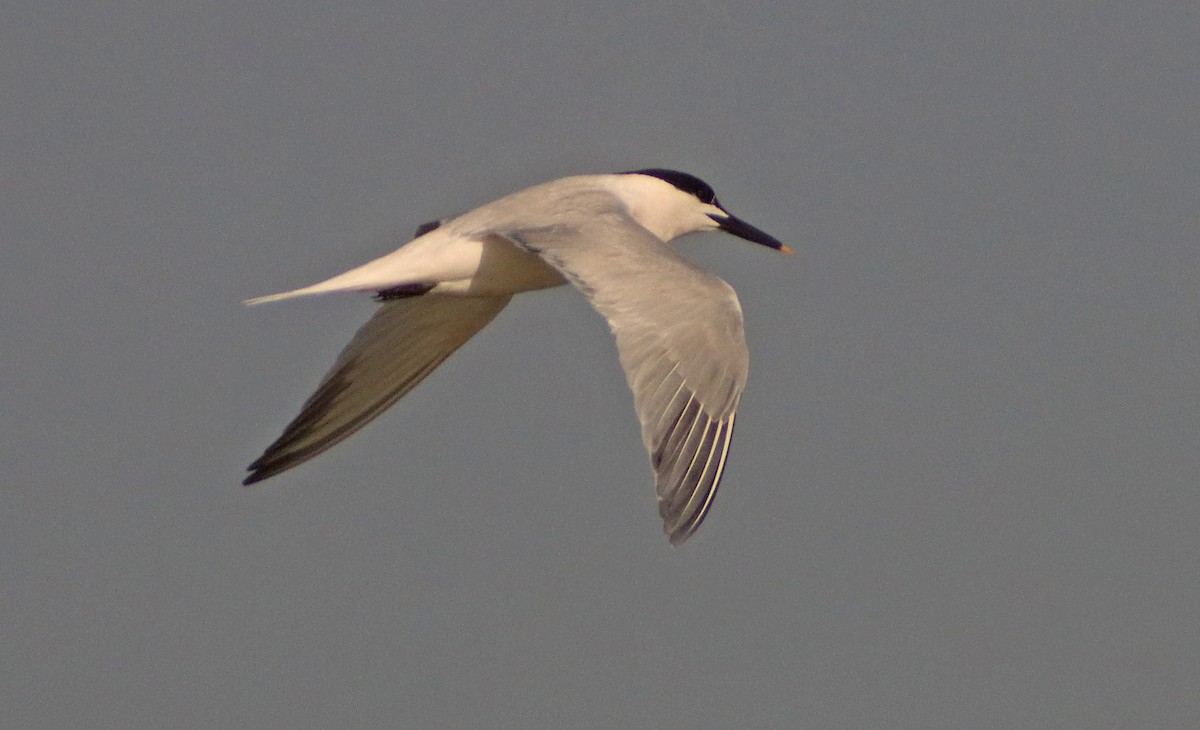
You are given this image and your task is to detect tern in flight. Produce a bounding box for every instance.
[244,169,790,544]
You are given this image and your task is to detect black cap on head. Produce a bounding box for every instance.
[622,168,793,254]
[622,169,719,206]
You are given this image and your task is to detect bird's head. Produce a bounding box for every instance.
[616,169,792,253]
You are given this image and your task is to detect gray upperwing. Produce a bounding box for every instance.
[503,206,748,544]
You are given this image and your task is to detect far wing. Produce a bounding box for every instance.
[244,294,510,484]
[503,201,749,544]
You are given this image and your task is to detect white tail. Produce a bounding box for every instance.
[244,286,331,306]
[243,254,418,305]
[243,227,470,306]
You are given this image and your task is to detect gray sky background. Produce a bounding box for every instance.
[3,2,1197,728]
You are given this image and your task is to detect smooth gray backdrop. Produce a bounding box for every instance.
[3,2,1197,728]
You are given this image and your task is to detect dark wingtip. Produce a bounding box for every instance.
[242,453,278,486]
[666,528,691,547]
[242,450,298,485]
[374,282,435,301]
[414,218,447,238]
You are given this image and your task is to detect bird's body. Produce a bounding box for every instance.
[245,170,789,544]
